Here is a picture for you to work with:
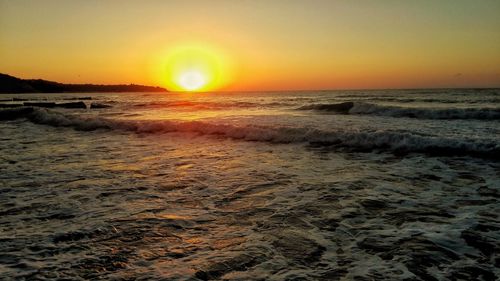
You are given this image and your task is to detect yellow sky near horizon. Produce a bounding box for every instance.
[1,0,500,91]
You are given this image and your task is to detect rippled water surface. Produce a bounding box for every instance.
[1,89,499,280]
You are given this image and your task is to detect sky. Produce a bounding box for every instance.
[1,0,500,91]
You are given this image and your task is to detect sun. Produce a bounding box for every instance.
[154,42,234,92]
[178,70,206,91]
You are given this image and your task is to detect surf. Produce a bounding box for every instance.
[2,107,498,158]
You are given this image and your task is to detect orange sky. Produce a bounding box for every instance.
[1,0,500,91]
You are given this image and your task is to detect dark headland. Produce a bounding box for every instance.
[0,73,168,93]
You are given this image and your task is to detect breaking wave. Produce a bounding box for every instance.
[298,102,500,120]
[2,107,499,158]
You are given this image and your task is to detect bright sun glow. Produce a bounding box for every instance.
[178,70,206,91]
[153,42,234,92]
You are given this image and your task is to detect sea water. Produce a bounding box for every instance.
[0,89,499,280]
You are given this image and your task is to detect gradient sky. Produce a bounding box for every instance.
[1,0,500,90]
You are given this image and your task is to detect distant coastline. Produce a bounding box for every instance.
[0,73,168,93]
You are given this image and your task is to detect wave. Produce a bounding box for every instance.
[298,102,500,120]
[132,100,293,110]
[1,107,498,158]
[337,97,500,104]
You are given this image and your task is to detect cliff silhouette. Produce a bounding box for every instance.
[0,73,168,93]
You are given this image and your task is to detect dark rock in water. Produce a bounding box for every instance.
[0,107,34,120]
[21,101,87,109]
[54,101,87,109]
[0,103,23,108]
[23,102,56,108]
[195,252,268,280]
[90,102,112,109]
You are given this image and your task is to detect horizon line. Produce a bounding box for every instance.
[173,86,500,94]
[3,72,499,93]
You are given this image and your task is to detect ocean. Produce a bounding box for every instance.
[0,89,499,280]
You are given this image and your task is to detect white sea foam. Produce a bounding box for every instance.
[2,107,498,157]
[299,102,500,120]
